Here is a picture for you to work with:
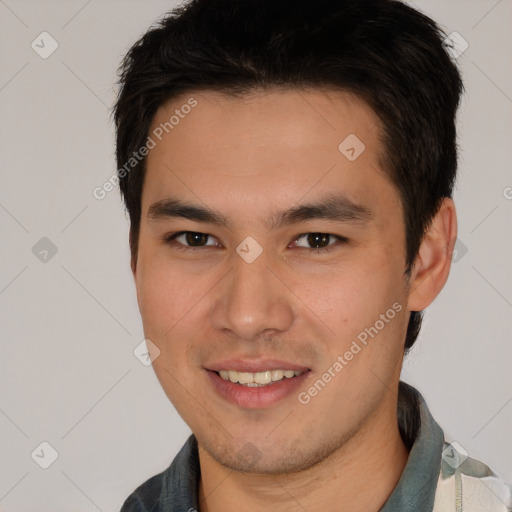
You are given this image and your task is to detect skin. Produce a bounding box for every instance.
[132,88,457,512]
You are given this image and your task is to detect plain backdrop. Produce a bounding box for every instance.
[1,1,511,510]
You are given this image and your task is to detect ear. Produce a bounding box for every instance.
[407,198,457,311]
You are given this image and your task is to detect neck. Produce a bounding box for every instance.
[198,401,409,512]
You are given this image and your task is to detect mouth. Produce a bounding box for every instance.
[215,369,305,387]
[205,363,312,408]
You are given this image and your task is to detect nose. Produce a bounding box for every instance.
[211,246,295,341]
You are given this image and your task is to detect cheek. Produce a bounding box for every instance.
[137,263,202,387]
[136,254,198,338]
[292,260,400,334]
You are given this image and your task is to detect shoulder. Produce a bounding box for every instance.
[120,470,167,512]
[433,442,512,511]
[119,434,200,512]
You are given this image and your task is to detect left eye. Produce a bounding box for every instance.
[293,233,345,252]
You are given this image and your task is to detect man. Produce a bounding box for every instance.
[113,0,511,510]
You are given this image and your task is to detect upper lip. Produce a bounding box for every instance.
[206,358,310,373]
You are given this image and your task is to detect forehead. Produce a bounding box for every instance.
[143,88,396,221]
[149,87,383,156]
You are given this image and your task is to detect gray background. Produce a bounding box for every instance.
[0,1,511,510]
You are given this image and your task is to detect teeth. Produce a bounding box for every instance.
[217,369,304,386]
[238,372,254,384]
[271,369,284,381]
[254,371,272,384]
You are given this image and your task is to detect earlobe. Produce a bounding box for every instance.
[407,198,457,311]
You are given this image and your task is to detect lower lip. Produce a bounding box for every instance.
[206,370,311,409]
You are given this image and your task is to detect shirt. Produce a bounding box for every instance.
[120,382,512,511]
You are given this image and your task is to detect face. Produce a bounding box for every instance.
[134,88,412,474]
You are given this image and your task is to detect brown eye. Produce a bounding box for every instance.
[307,233,330,249]
[294,233,343,251]
[183,232,210,246]
[164,231,219,249]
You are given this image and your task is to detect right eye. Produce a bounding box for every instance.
[162,231,221,250]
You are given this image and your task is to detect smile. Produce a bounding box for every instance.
[217,369,304,387]
[207,368,311,408]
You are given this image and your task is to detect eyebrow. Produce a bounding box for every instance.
[147,193,373,229]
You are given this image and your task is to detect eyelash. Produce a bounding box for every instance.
[161,231,347,254]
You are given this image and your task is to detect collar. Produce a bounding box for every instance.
[380,381,445,511]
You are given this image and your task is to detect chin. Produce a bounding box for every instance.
[199,432,344,476]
